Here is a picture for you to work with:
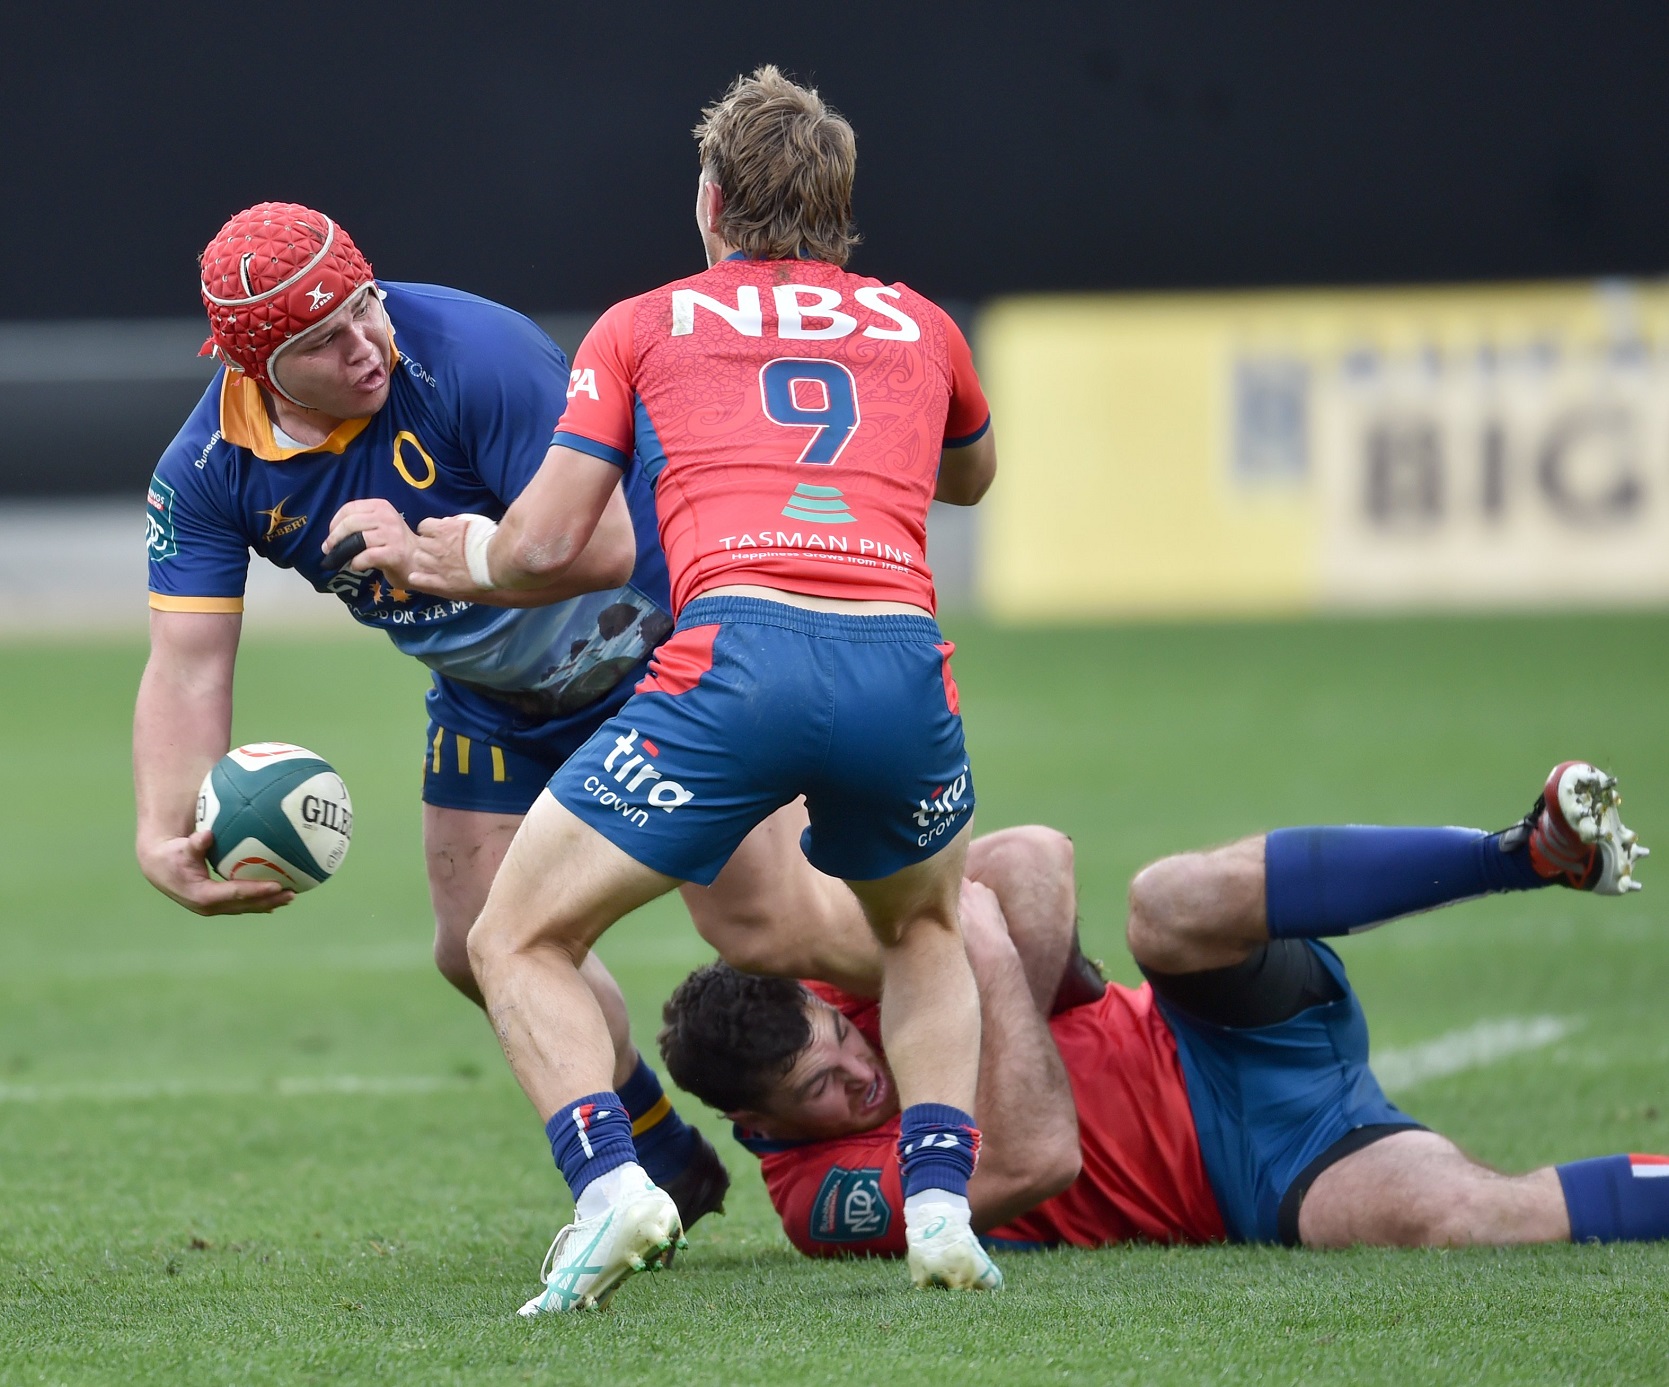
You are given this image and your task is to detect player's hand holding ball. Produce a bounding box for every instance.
[137,827,296,917]
[191,743,353,902]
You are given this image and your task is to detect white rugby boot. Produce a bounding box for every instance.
[1503,761,1648,895]
[905,1204,1004,1291]
[517,1179,684,1315]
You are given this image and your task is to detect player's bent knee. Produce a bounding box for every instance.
[464,907,524,979]
[1024,824,1075,875]
[1124,900,1155,962]
[433,932,476,991]
[969,824,1074,880]
[1125,859,1182,962]
[1044,1141,1083,1198]
[465,904,589,983]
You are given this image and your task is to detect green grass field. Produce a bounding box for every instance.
[3,613,1667,1385]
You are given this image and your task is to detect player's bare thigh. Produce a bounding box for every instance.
[844,823,981,1110]
[679,800,879,992]
[683,804,1072,999]
[843,822,973,947]
[1298,1128,1569,1247]
[467,790,678,963]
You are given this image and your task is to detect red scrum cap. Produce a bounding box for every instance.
[199,203,375,400]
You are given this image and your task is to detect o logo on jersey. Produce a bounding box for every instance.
[392,430,437,489]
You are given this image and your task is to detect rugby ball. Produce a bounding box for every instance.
[195,743,353,893]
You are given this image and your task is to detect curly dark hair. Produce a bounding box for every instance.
[658,962,814,1114]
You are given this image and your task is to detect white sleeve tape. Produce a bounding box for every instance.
[461,515,499,590]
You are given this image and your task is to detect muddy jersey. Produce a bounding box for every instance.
[145,282,672,722]
[741,981,1225,1255]
[550,256,990,614]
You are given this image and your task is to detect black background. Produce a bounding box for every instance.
[5,0,1668,319]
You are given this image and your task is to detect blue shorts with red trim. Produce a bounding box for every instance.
[546,596,975,885]
[1155,942,1421,1243]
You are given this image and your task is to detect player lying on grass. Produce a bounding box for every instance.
[661,762,1661,1256]
[407,67,1002,1310]
[133,203,725,1228]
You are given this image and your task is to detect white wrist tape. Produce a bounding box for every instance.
[461,514,500,590]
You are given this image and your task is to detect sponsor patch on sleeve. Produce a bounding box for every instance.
[146,475,179,561]
[808,1165,891,1243]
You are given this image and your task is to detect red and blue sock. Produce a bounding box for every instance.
[1558,1154,1669,1242]
[617,1056,700,1187]
[544,1092,637,1201]
[898,1103,981,1199]
[1266,826,1553,940]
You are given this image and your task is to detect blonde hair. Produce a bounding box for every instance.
[693,66,859,266]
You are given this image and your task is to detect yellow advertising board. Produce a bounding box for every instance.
[978,282,1669,618]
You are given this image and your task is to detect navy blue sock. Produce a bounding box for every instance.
[616,1056,699,1185]
[898,1103,980,1199]
[1265,826,1552,939]
[1558,1155,1669,1242]
[544,1092,637,1201]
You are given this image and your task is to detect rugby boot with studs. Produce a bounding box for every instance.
[517,1178,684,1315]
[1499,761,1648,894]
[905,1204,1004,1292]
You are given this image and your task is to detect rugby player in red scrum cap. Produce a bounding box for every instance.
[136,201,740,1227]
[408,67,1004,1311]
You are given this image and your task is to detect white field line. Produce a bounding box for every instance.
[0,1074,496,1104]
[1373,1014,1580,1093]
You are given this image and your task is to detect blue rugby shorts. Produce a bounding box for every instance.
[421,669,642,817]
[546,596,975,885]
[1155,941,1423,1243]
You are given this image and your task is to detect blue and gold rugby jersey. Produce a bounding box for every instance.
[145,282,672,740]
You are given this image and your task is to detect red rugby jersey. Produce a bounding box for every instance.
[551,258,990,614]
[744,981,1225,1255]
